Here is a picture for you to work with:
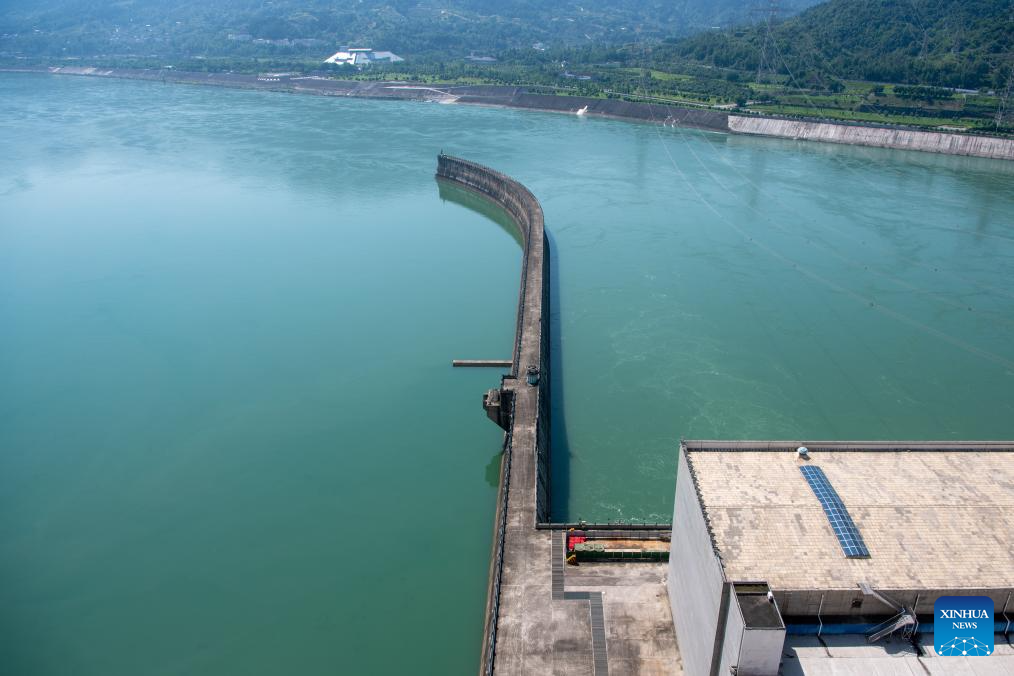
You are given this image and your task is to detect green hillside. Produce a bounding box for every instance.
[666,0,1013,90]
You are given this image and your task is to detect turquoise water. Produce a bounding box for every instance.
[2,73,1013,674]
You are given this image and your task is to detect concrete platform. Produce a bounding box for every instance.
[567,562,683,675]
[495,531,682,675]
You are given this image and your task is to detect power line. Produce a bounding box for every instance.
[996,65,1014,131]
[749,0,787,84]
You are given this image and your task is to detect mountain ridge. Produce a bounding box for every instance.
[0,0,822,58]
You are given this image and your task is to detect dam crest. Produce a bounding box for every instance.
[436,155,679,675]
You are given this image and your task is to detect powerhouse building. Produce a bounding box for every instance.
[669,440,1014,675]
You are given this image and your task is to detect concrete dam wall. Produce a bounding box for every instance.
[435,155,551,675]
[729,115,1014,161]
[435,155,551,399]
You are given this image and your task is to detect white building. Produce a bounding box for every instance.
[323,48,404,67]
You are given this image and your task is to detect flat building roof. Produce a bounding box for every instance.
[682,441,1014,593]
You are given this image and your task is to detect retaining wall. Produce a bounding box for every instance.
[435,155,551,675]
[729,115,1014,161]
[455,91,732,131]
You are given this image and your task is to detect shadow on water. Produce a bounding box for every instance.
[435,178,571,517]
[436,178,521,489]
[546,229,572,522]
[437,178,525,248]
[484,451,503,489]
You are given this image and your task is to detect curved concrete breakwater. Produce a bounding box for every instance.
[437,156,680,675]
[436,154,551,519]
[436,154,552,674]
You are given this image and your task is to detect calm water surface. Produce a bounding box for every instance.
[2,73,1012,674]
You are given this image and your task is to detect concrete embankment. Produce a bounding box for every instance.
[5,66,732,133]
[729,115,1014,161]
[455,90,732,131]
[8,67,1014,159]
[435,155,551,675]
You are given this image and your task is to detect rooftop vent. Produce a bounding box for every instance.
[797,446,809,458]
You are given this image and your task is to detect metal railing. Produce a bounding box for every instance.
[481,400,514,676]
[536,521,673,531]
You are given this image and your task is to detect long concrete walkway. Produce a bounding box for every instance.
[437,156,681,675]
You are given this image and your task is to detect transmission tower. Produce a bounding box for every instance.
[750,0,787,83]
[996,66,1014,130]
[994,9,1014,129]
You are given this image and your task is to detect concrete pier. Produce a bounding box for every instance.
[436,155,681,675]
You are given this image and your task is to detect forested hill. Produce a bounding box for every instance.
[666,0,1014,90]
[0,0,821,58]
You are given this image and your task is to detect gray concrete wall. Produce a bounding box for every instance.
[729,115,1014,161]
[739,628,785,675]
[717,596,745,676]
[669,446,728,676]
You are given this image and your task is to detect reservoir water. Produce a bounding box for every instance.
[2,73,1012,674]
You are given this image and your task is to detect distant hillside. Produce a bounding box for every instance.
[667,0,1014,90]
[0,0,821,59]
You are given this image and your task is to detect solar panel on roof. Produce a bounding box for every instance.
[799,465,870,558]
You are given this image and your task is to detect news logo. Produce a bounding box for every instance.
[934,596,994,657]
